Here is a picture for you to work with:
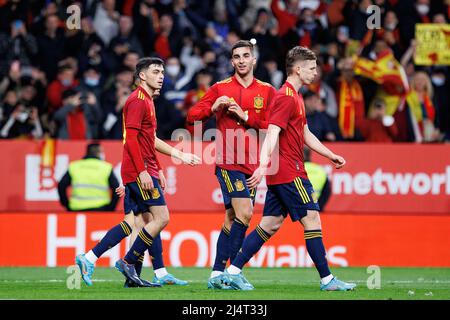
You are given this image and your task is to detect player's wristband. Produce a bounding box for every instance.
[243,114,249,122]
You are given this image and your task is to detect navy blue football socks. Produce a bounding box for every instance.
[124,228,153,264]
[212,225,230,272]
[304,229,331,278]
[229,218,248,262]
[92,221,131,258]
[232,225,271,269]
[149,233,164,270]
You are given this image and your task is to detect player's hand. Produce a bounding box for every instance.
[115,185,125,197]
[139,170,154,191]
[211,96,230,113]
[180,152,201,166]
[227,102,247,121]
[330,153,346,169]
[158,170,166,191]
[247,166,266,190]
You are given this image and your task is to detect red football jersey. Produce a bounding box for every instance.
[187,75,276,175]
[121,86,160,183]
[266,81,308,185]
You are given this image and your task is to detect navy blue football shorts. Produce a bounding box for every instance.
[215,167,256,210]
[263,177,320,221]
[124,176,166,215]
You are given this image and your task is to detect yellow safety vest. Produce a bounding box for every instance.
[68,158,112,211]
[305,162,327,198]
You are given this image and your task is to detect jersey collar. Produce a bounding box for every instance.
[285,81,298,96]
[138,85,153,100]
[232,74,256,89]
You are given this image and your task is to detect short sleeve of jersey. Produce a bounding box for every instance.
[125,99,146,130]
[269,95,295,130]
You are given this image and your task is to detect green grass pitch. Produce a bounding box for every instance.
[1,267,449,300]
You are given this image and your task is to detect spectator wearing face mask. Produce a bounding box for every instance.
[377,11,402,59]
[430,67,449,141]
[46,65,79,115]
[398,0,431,47]
[77,65,103,104]
[0,103,43,139]
[162,56,194,110]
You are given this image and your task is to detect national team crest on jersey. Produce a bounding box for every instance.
[234,179,245,191]
[254,96,264,113]
[151,188,161,199]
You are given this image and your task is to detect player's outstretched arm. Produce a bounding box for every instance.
[155,137,201,166]
[304,125,346,169]
[186,86,220,123]
[247,124,281,189]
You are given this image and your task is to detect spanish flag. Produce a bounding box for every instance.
[39,138,58,191]
[353,49,408,115]
[336,78,365,139]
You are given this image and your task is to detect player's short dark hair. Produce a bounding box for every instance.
[231,40,254,56]
[285,46,317,75]
[134,57,164,82]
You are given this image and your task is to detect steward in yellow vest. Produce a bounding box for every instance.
[58,143,120,211]
[304,147,332,210]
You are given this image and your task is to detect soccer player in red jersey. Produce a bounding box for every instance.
[187,40,277,289]
[76,57,200,288]
[223,46,356,291]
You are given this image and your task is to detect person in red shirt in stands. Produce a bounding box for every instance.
[358,98,398,142]
[46,65,79,115]
[187,40,276,289]
[225,46,356,291]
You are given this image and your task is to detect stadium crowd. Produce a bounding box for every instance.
[0,0,449,142]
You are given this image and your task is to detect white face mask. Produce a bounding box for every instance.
[431,76,445,86]
[166,65,180,77]
[416,4,429,15]
[17,112,29,123]
[385,22,397,31]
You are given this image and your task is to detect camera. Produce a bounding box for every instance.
[79,91,88,104]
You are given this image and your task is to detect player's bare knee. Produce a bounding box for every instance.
[260,216,283,236]
[235,205,253,225]
[301,211,322,229]
[157,212,170,229]
[124,214,135,227]
[134,214,146,229]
